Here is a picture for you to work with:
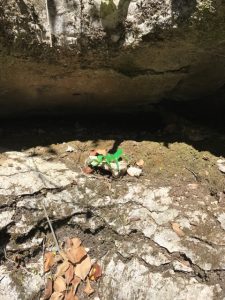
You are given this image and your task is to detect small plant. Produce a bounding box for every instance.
[88,148,128,175]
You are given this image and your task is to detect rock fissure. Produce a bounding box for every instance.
[116,65,190,78]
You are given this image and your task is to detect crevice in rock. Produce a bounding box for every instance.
[10,180,77,199]
[0,229,11,260]
[83,225,106,235]
[189,235,215,248]
[115,65,190,78]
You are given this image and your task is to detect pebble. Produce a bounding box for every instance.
[127,166,142,177]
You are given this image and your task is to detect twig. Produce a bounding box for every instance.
[42,237,46,286]
[45,0,53,47]
[41,201,60,253]
[185,167,199,181]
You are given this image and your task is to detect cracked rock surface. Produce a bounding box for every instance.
[0,142,225,299]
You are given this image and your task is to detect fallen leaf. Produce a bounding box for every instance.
[66,246,87,264]
[84,278,94,296]
[75,255,92,280]
[136,159,144,167]
[54,276,66,293]
[59,251,69,261]
[89,263,102,281]
[96,149,107,155]
[43,278,53,300]
[171,223,185,237]
[54,254,63,264]
[90,150,97,156]
[82,166,93,174]
[65,264,74,285]
[44,252,55,272]
[71,238,82,249]
[64,288,78,300]
[55,261,70,278]
[49,292,64,300]
[71,276,81,292]
[64,238,73,250]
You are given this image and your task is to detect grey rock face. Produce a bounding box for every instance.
[0,0,225,115]
[99,254,220,300]
[1,151,225,299]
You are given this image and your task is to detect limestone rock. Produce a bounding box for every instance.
[0,152,78,196]
[1,151,225,298]
[0,1,225,115]
[0,210,15,229]
[99,254,220,300]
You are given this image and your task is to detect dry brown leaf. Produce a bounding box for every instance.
[171,223,185,237]
[66,246,87,264]
[65,264,74,285]
[54,276,66,293]
[49,292,64,300]
[82,166,93,174]
[71,238,81,249]
[64,288,79,300]
[96,149,107,155]
[54,254,63,264]
[44,252,55,273]
[84,278,94,296]
[90,150,97,156]
[89,263,102,281]
[136,159,144,167]
[71,276,81,293]
[43,278,53,300]
[65,250,76,265]
[55,261,70,278]
[59,251,68,262]
[75,255,92,280]
[64,238,73,250]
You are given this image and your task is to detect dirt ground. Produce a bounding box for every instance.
[0,106,225,299]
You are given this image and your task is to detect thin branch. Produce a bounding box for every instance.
[41,201,60,253]
[42,237,46,286]
[185,167,199,181]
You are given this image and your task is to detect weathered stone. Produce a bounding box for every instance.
[217,159,225,173]
[17,190,85,217]
[218,213,225,230]
[0,265,43,300]
[97,203,157,237]
[0,210,15,229]
[99,254,220,300]
[172,260,193,273]
[115,239,170,266]
[0,1,225,115]
[1,151,225,298]
[153,229,185,253]
[0,152,78,196]
[6,237,43,251]
[8,214,35,236]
